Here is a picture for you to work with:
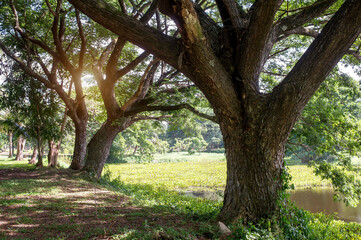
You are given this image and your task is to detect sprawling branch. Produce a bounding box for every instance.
[347,50,361,61]
[215,0,244,49]
[75,9,87,70]
[106,38,127,78]
[120,59,159,112]
[133,103,218,123]
[51,2,76,74]
[0,40,75,113]
[113,51,150,81]
[238,0,283,90]
[8,1,57,58]
[278,27,319,41]
[68,0,179,67]
[271,0,361,120]
[130,114,173,124]
[193,4,223,58]
[275,0,337,37]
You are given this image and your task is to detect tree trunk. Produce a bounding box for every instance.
[69,121,87,170]
[48,140,60,167]
[133,145,138,155]
[29,145,37,164]
[216,90,299,223]
[218,125,284,222]
[35,133,43,167]
[83,118,127,178]
[8,131,13,158]
[15,135,26,161]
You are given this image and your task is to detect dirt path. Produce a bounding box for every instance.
[0,167,198,240]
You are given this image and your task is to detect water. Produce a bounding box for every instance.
[181,188,361,223]
[290,188,361,223]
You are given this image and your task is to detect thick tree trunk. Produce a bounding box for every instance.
[83,119,126,178]
[219,124,285,222]
[15,135,26,161]
[217,92,298,223]
[29,145,37,165]
[8,131,13,158]
[48,140,60,167]
[69,121,87,170]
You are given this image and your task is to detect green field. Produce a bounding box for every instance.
[106,152,331,194]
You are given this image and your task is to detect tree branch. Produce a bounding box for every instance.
[75,9,87,70]
[270,0,361,128]
[278,27,319,41]
[130,114,173,124]
[113,51,150,81]
[105,38,127,79]
[68,0,179,67]
[121,59,160,112]
[134,103,218,123]
[347,50,361,61]
[0,40,75,113]
[238,0,283,90]
[8,0,57,58]
[275,0,337,37]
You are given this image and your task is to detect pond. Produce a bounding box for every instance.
[290,188,361,223]
[181,188,361,223]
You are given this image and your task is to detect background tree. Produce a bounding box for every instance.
[84,40,217,176]
[0,0,89,169]
[0,63,64,167]
[68,0,361,222]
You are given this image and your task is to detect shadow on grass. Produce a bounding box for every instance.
[0,167,221,240]
[96,170,222,221]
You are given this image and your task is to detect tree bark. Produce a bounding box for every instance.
[83,118,128,178]
[29,145,37,165]
[35,129,43,167]
[8,131,13,158]
[48,140,60,167]
[15,135,26,161]
[217,107,289,222]
[69,120,87,170]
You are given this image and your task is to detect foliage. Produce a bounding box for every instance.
[164,118,223,152]
[313,161,361,207]
[0,65,64,146]
[288,72,361,164]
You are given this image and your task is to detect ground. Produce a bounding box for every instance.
[0,165,209,240]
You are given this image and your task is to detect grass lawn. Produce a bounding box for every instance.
[0,157,220,240]
[106,152,331,194]
[1,153,360,239]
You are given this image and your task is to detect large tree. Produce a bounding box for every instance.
[68,0,361,222]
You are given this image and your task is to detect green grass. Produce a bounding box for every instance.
[1,154,360,239]
[0,156,221,240]
[106,152,331,193]
[107,160,225,192]
[0,156,35,170]
[152,151,225,163]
